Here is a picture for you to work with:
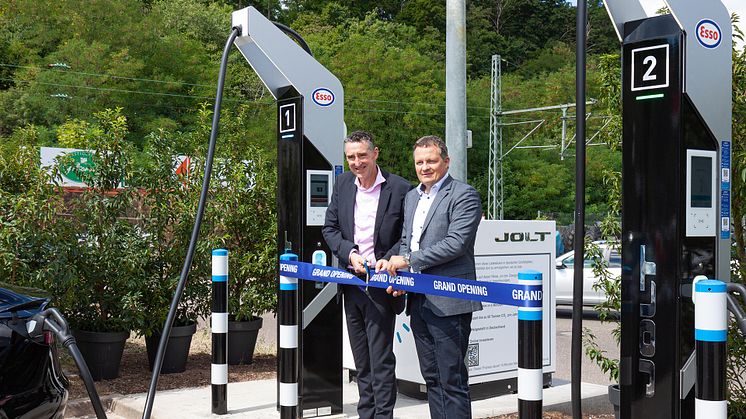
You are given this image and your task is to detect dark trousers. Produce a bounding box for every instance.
[343,285,397,419]
[409,294,473,419]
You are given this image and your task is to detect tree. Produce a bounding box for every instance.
[290,11,445,181]
[0,0,225,141]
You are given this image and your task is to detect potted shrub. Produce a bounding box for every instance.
[50,109,146,380]
[209,144,277,365]
[64,199,148,380]
[136,130,210,373]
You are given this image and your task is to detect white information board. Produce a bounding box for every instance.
[343,220,557,387]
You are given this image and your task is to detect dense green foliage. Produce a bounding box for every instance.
[0,111,147,332]
[0,0,622,220]
[0,0,629,337]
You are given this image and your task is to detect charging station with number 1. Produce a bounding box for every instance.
[232,7,346,417]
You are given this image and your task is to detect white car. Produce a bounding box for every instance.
[555,242,621,306]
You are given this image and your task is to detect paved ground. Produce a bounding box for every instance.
[260,308,619,387]
[66,309,618,418]
[70,378,609,419]
[554,307,619,386]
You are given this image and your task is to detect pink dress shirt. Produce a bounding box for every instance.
[350,167,386,265]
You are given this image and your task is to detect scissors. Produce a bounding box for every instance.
[363,260,372,292]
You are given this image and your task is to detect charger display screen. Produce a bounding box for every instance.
[310,174,329,207]
[690,156,712,208]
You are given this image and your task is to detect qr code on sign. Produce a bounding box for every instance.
[466,343,479,367]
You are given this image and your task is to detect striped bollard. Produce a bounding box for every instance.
[517,270,543,419]
[694,278,727,419]
[211,249,229,415]
[278,252,299,418]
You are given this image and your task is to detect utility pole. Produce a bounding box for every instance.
[487,96,596,221]
[488,55,503,220]
[572,1,588,417]
[446,0,467,181]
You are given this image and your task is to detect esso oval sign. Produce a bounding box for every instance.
[696,19,721,49]
[312,88,335,106]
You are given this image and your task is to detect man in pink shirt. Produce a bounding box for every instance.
[323,131,411,419]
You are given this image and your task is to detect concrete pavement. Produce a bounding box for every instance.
[554,311,619,387]
[72,376,611,418]
[68,311,619,418]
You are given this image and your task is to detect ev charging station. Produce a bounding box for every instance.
[604,1,732,417]
[229,2,733,418]
[231,7,345,416]
[229,7,559,416]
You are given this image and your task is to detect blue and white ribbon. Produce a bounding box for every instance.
[278,260,542,308]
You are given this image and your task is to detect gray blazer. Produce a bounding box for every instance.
[400,175,483,317]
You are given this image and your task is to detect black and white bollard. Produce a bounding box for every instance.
[278,252,299,418]
[211,249,229,415]
[694,278,727,419]
[517,270,543,419]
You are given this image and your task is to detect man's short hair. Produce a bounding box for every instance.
[344,131,376,151]
[414,135,448,159]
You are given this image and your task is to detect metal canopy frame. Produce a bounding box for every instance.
[231,7,345,167]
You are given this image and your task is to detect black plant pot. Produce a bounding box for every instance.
[73,329,129,381]
[608,384,620,419]
[145,322,197,374]
[228,316,263,365]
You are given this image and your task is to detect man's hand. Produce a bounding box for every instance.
[375,258,389,273]
[349,252,366,274]
[365,254,377,268]
[385,286,407,297]
[386,255,409,276]
[377,257,409,297]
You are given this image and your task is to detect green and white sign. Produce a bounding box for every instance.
[58,150,96,183]
[40,147,96,188]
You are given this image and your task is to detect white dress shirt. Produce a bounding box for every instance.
[410,173,450,253]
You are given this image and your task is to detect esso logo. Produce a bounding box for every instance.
[312,88,335,106]
[696,19,721,49]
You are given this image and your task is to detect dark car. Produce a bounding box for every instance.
[0,283,68,418]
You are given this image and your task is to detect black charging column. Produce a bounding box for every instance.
[276,86,343,416]
[620,15,719,419]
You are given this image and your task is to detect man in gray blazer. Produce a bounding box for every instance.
[377,135,482,419]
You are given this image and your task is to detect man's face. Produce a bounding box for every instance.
[413,145,449,189]
[345,141,379,182]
